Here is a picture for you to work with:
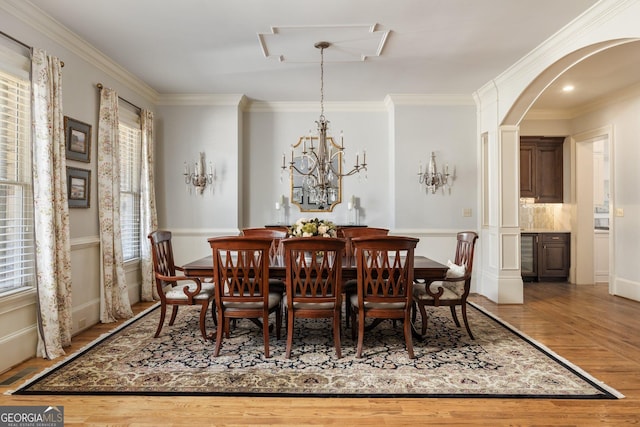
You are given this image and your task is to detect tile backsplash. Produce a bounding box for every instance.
[519,198,570,230]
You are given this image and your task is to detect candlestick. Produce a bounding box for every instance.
[198,155,205,175]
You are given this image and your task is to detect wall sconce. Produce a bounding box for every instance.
[184,152,214,195]
[418,151,451,194]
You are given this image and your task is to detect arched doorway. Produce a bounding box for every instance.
[476,35,640,303]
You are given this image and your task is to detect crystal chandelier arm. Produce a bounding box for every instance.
[286,149,321,176]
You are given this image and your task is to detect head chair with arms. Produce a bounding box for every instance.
[280,237,346,358]
[412,231,479,338]
[350,235,419,359]
[148,230,215,340]
[208,236,283,358]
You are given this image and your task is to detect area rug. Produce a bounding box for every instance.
[11,302,622,399]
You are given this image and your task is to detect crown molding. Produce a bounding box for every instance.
[1,0,158,104]
[386,93,475,106]
[244,100,387,113]
[156,93,246,107]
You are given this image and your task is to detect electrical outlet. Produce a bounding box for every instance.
[463,208,472,217]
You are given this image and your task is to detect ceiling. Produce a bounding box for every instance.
[26,0,639,109]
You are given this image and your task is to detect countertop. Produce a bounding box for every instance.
[520,229,571,233]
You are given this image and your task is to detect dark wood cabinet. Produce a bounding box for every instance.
[520,137,564,203]
[539,233,570,279]
[521,232,570,281]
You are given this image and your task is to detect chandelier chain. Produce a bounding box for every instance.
[319,45,325,120]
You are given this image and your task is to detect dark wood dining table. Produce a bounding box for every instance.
[181,255,448,283]
[181,255,448,339]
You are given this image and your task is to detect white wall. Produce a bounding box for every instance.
[156,103,241,230]
[153,99,479,266]
[390,100,478,230]
[243,105,391,228]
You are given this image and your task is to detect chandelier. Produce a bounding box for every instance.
[418,151,451,194]
[281,41,367,208]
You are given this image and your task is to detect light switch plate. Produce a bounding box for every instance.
[615,208,624,217]
[463,208,472,217]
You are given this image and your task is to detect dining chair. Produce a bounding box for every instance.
[350,235,419,359]
[280,237,346,358]
[337,227,390,262]
[148,230,215,340]
[208,236,283,358]
[241,227,288,292]
[338,227,390,327]
[412,231,479,338]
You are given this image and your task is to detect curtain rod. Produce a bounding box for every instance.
[0,30,65,67]
[96,83,142,112]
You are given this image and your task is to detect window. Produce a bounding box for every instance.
[119,113,141,262]
[0,61,35,294]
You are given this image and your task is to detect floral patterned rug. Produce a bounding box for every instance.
[12,303,621,398]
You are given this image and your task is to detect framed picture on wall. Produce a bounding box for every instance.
[67,167,91,208]
[64,116,92,162]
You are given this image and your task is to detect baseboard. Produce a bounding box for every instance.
[613,277,640,302]
[0,326,37,375]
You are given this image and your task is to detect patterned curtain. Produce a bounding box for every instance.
[97,87,133,322]
[31,48,72,359]
[140,109,158,301]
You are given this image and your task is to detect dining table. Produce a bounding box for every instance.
[181,254,448,339]
[182,254,448,283]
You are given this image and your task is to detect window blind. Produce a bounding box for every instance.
[0,68,35,294]
[119,121,141,261]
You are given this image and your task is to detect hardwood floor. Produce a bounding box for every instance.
[1,282,639,426]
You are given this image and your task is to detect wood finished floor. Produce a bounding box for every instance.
[1,282,639,426]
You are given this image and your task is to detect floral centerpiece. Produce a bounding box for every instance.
[288,218,337,237]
